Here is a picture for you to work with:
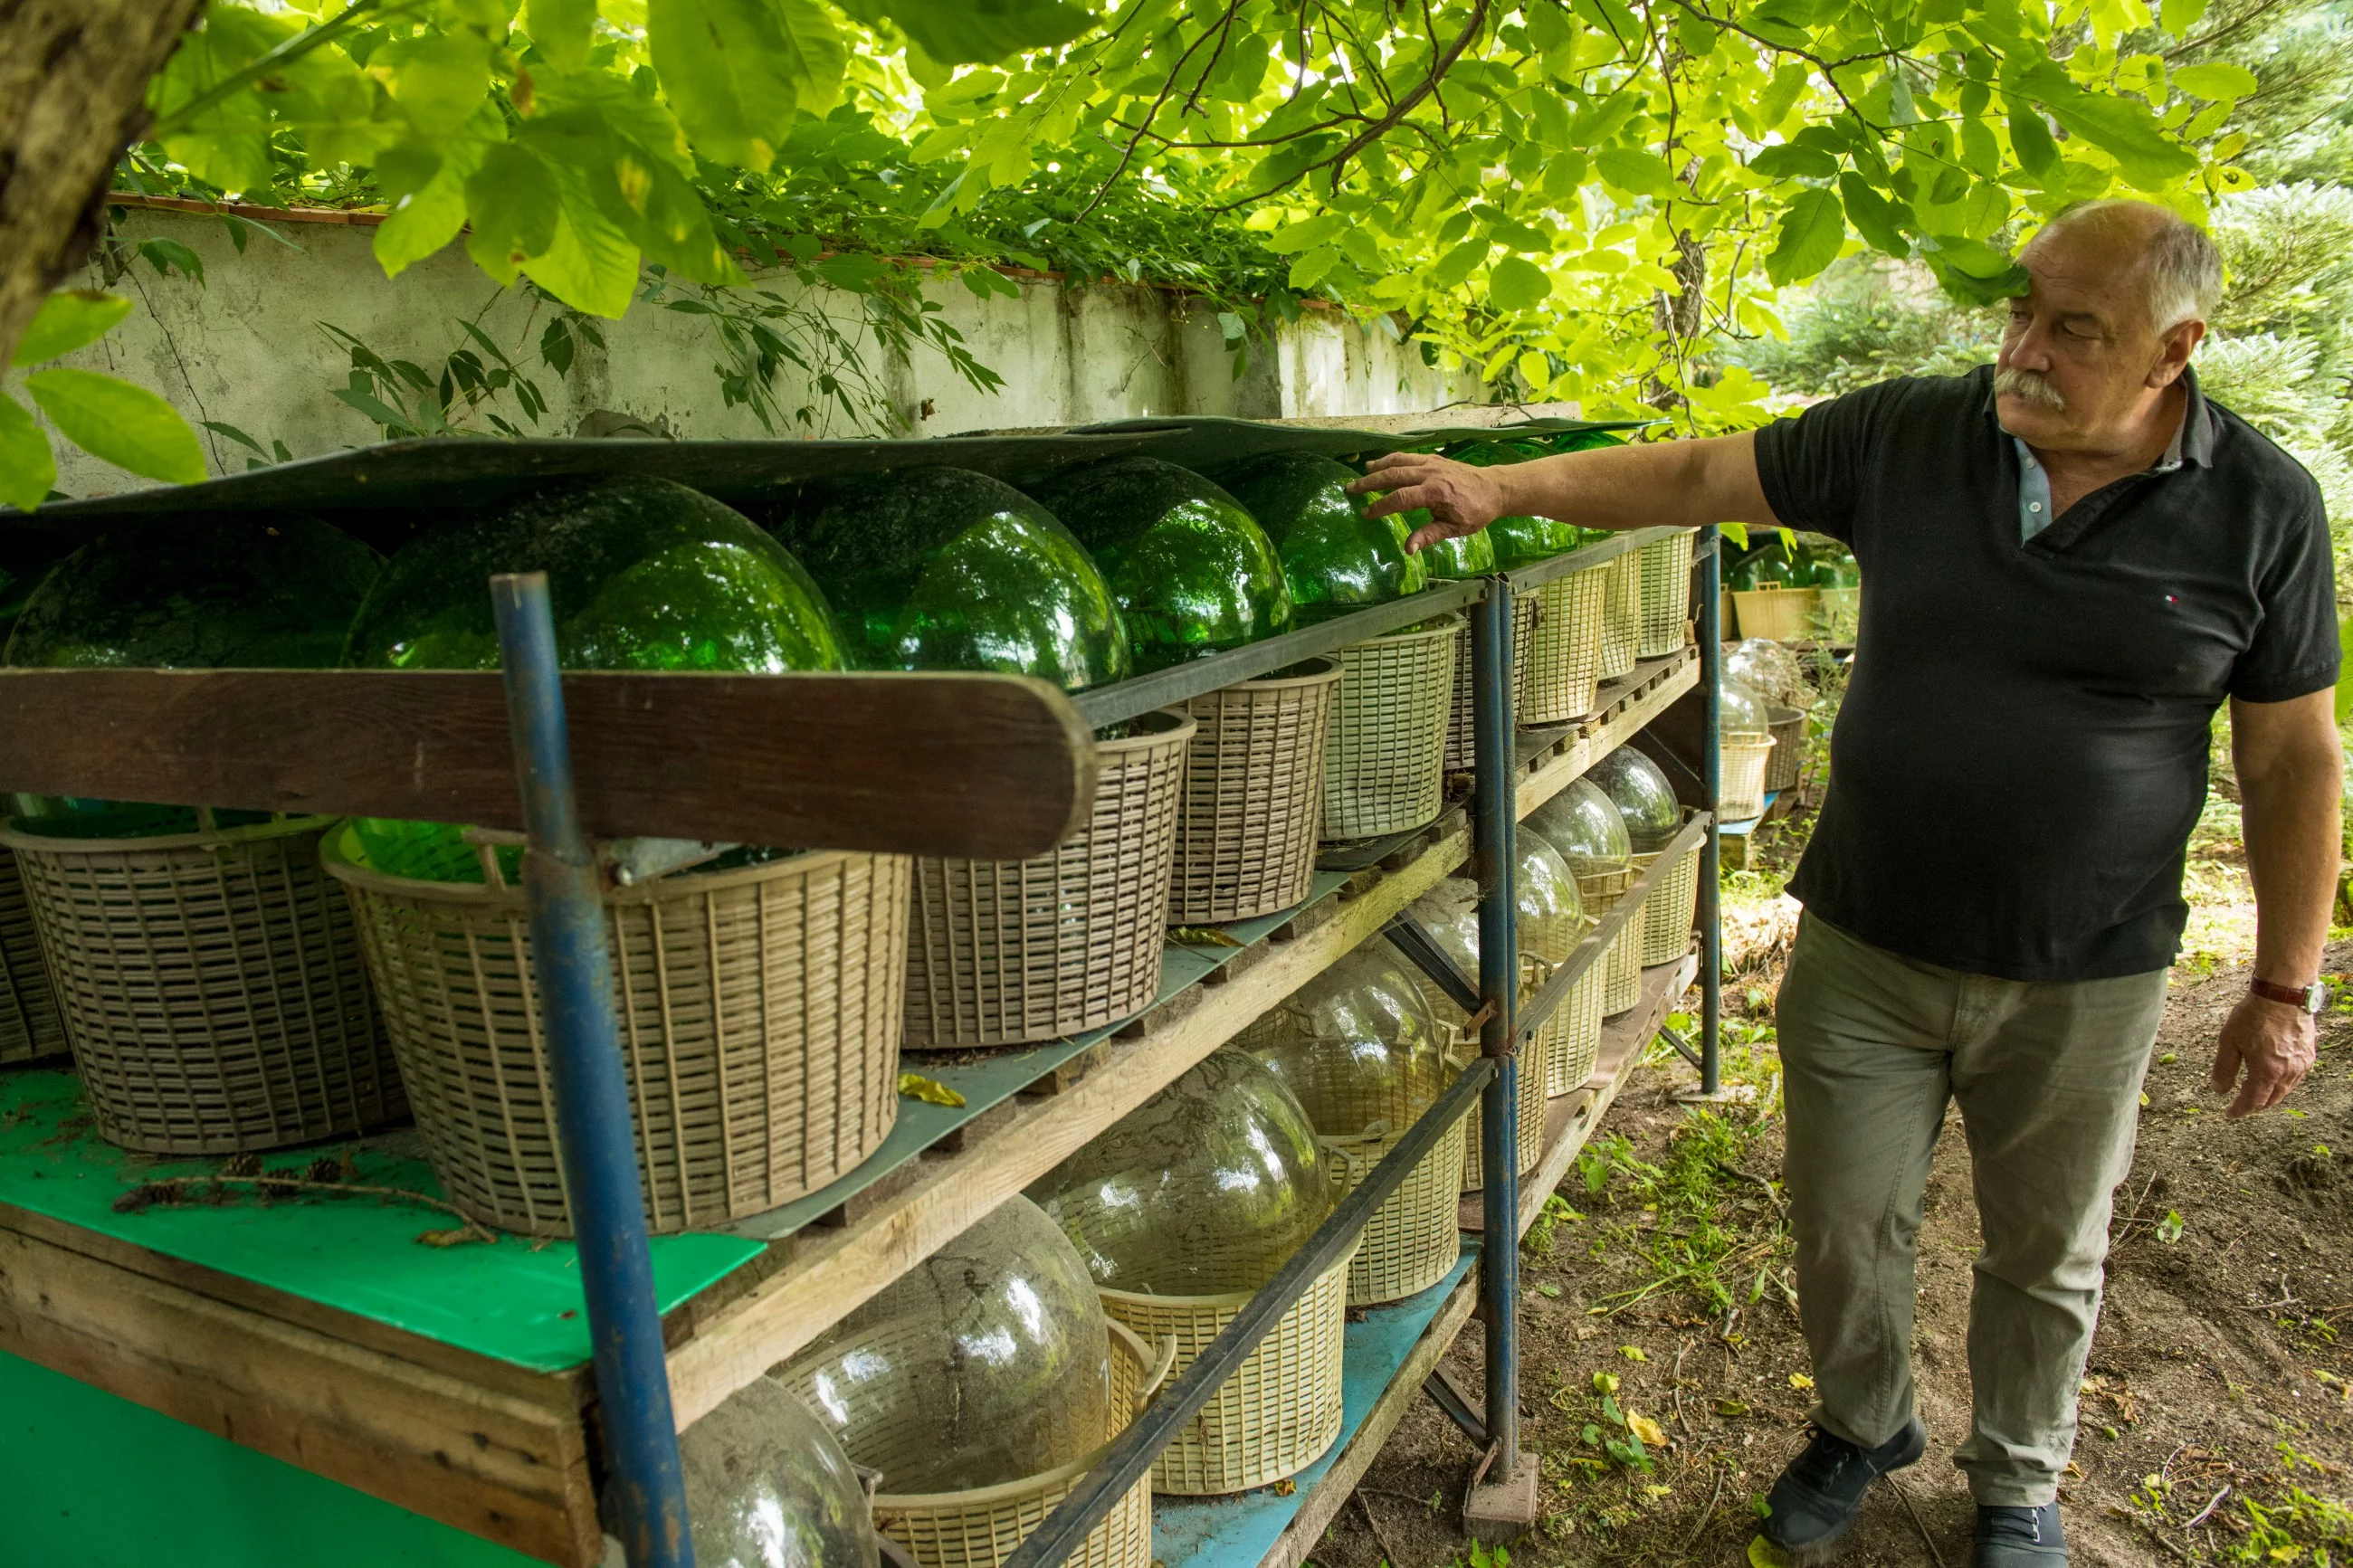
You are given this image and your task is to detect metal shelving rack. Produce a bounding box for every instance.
[0,424,1723,1568]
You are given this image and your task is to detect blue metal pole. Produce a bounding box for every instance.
[491,573,695,1568]
[1469,577,1519,1460]
[1696,528,1723,1097]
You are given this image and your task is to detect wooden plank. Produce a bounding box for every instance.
[1261,1269,1482,1568]
[0,668,1093,861]
[1515,651,1698,822]
[663,816,1473,1430]
[0,1226,601,1568]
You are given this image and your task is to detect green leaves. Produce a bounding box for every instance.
[1488,256,1553,311]
[2007,105,2059,176]
[1748,144,1839,181]
[526,0,598,71]
[466,144,563,282]
[649,0,848,171]
[1766,187,1845,285]
[2014,62,2196,186]
[2170,63,2257,102]
[22,371,207,486]
[878,0,1099,65]
[12,292,133,368]
[0,395,56,512]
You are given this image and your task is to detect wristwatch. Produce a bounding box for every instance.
[2250,977,2327,1013]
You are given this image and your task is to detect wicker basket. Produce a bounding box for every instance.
[0,848,66,1066]
[860,1320,1173,1568]
[1443,600,1539,772]
[328,835,907,1236]
[1320,1111,1470,1306]
[1453,1007,1550,1192]
[1171,661,1338,924]
[1519,569,1607,726]
[1731,586,1819,642]
[1813,585,1860,641]
[908,712,1193,1047]
[1720,736,1775,823]
[1636,532,1694,659]
[1100,1242,1356,1495]
[1575,869,1643,1018]
[1544,960,1606,1098]
[1632,837,1701,968]
[1324,618,1460,841]
[4,818,397,1154]
[1766,706,1806,794]
[1596,551,1643,681]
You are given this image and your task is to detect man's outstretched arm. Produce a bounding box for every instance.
[1345,431,1785,555]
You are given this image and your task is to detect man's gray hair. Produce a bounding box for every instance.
[2039,199,2224,330]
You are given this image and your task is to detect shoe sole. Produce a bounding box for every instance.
[1764,1424,1931,1566]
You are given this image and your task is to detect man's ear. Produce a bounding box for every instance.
[2149,318,2206,387]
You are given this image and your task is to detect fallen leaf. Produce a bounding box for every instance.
[1536,1283,1562,1297]
[416,1226,480,1247]
[1593,1371,1621,1395]
[898,1071,967,1107]
[1627,1411,1671,1448]
[1716,1398,1751,1417]
[1748,1533,1793,1567]
[1788,1373,1815,1390]
[1619,1345,1649,1362]
[1168,925,1244,947]
[1272,1478,1296,1496]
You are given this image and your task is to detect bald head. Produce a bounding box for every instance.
[2024,200,2222,332]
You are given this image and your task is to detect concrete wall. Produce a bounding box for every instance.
[43,207,1483,497]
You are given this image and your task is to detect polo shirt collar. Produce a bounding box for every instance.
[1986,365,2214,542]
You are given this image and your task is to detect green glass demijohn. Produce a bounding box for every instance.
[343,477,844,880]
[1376,447,1494,579]
[5,514,382,839]
[1029,456,1292,672]
[764,466,1130,692]
[1218,451,1427,618]
[1453,442,1582,568]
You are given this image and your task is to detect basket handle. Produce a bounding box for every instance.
[1140,1335,1180,1404]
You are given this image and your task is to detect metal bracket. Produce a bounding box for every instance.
[1657,1022,1703,1073]
[1382,915,1481,1013]
[1423,1365,1490,1448]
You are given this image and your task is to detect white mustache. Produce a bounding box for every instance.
[1995,367,2067,411]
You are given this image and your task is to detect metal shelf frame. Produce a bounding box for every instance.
[0,495,1725,1568]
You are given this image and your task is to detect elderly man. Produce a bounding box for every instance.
[1352,200,2341,1567]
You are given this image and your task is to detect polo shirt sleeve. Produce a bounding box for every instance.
[2230,496,2342,703]
[1748,380,1909,547]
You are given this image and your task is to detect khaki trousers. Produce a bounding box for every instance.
[1774,914,2168,1506]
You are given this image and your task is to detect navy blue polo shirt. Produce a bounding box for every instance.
[1754,364,2340,982]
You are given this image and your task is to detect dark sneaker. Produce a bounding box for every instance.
[1757,1415,1928,1563]
[1976,1503,2067,1565]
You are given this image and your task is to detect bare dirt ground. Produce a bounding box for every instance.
[1319,800,2353,1568]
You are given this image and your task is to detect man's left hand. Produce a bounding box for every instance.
[2210,993,2317,1117]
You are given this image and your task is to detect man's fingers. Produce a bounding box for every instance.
[1347,460,1434,497]
[1406,522,1462,554]
[2209,1039,2241,1097]
[1360,484,1436,521]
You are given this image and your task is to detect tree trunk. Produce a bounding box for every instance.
[0,0,206,370]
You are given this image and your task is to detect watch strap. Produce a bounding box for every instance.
[2250,977,2324,1012]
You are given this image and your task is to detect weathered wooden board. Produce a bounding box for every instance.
[0,668,1093,860]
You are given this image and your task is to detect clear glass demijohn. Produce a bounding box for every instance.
[1403,837,1586,993]
[1586,747,1682,853]
[1720,679,1772,740]
[1240,946,1451,1140]
[1724,638,1805,708]
[1525,777,1633,874]
[1026,1048,1336,1296]
[775,1195,1111,1493]
[671,1378,880,1568]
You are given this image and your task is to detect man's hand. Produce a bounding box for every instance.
[1347,452,1511,554]
[2210,993,2317,1117]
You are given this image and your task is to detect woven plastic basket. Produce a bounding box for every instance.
[856,1320,1174,1568]
[1731,586,1819,642]
[1631,838,1701,968]
[908,712,1193,1047]
[1320,1112,1470,1306]
[1720,736,1775,822]
[1763,707,1805,794]
[0,848,66,1066]
[328,835,908,1236]
[1813,585,1860,641]
[1443,600,1538,772]
[1544,960,1606,1098]
[4,817,397,1154]
[1596,551,1643,680]
[1171,661,1338,924]
[1636,532,1694,659]
[1575,869,1643,1018]
[1519,568,1607,725]
[1452,1008,1550,1191]
[1323,617,1460,841]
[1100,1242,1357,1495]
